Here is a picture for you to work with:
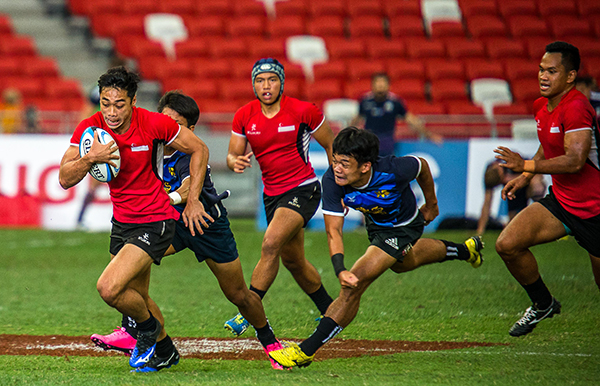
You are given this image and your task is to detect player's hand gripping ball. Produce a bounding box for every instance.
[78,126,121,182]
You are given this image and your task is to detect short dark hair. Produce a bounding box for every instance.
[98,66,140,100]
[545,41,580,72]
[333,126,379,165]
[371,72,389,83]
[575,75,597,88]
[157,90,199,127]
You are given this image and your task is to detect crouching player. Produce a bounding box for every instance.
[91,91,284,371]
[269,127,484,368]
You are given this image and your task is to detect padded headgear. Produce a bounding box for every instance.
[251,58,285,98]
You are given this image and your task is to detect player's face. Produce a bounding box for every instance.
[538,52,576,100]
[254,72,281,105]
[372,77,390,101]
[161,107,194,132]
[100,87,135,133]
[332,153,371,187]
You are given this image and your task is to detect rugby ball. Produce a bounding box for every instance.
[78,126,121,182]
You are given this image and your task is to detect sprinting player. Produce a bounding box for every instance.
[494,41,600,337]
[476,160,546,235]
[59,67,211,372]
[268,127,483,368]
[351,72,442,156]
[91,90,285,370]
[224,58,335,335]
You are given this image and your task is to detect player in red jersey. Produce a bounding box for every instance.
[59,67,211,371]
[224,58,336,333]
[494,42,600,337]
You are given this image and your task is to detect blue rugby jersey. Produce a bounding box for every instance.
[163,150,227,219]
[321,155,421,228]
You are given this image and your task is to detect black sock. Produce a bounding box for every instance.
[137,313,157,333]
[122,315,138,337]
[155,335,174,356]
[308,284,333,314]
[255,321,277,348]
[522,276,553,310]
[299,317,343,356]
[249,285,267,300]
[440,240,469,262]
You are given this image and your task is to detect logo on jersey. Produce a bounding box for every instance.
[131,143,149,152]
[278,124,295,132]
[376,190,390,198]
[288,196,300,208]
[385,237,399,250]
[550,125,561,133]
[247,123,260,135]
[138,233,151,246]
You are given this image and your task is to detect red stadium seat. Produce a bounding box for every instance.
[390,79,427,100]
[425,59,465,81]
[233,0,267,17]
[486,38,526,60]
[503,59,540,82]
[0,13,14,36]
[44,78,83,99]
[185,16,225,37]
[494,103,530,115]
[306,15,346,37]
[283,78,304,99]
[137,56,168,80]
[114,15,145,38]
[406,38,445,59]
[547,16,592,40]
[389,15,426,38]
[275,0,308,17]
[307,0,346,17]
[445,101,485,115]
[159,0,196,15]
[175,38,209,58]
[0,56,21,77]
[459,0,498,18]
[266,15,305,38]
[154,59,195,81]
[344,79,372,99]
[0,35,36,57]
[578,0,600,18]
[507,16,549,39]
[197,98,243,113]
[407,101,446,114]
[194,0,231,16]
[365,38,405,60]
[129,39,165,61]
[349,16,385,38]
[538,0,578,18]
[86,0,121,17]
[220,79,256,100]
[429,22,466,40]
[569,37,600,58]
[227,16,265,38]
[347,0,383,17]
[1,76,44,98]
[179,79,220,100]
[313,60,347,81]
[121,0,158,15]
[229,58,259,79]
[346,59,385,81]
[498,0,538,18]
[247,38,286,59]
[430,79,469,102]
[524,37,554,60]
[464,59,505,80]
[445,39,486,59]
[510,78,540,104]
[277,59,305,80]
[325,38,366,59]
[193,58,234,79]
[23,57,60,79]
[466,15,507,40]
[208,38,248,58]
[384,0,421,18]
[304,79,343,106]
[386,59,426,81]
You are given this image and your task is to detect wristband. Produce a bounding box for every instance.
[331,253,347,277]
[523,160,536,173]
[168,191,182,205]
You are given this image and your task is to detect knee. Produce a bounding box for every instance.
[495,233,519,261]
[96,278,120,307]
[281,256,302,272]
[225,288,250,307]
[261,236,281,260]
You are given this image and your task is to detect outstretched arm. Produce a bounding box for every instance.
[324,214,358,288]
[415,157,439,226]
[226,134,253,173]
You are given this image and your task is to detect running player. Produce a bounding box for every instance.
[224,58,335,335]
[59,67,211,371]
[90,91,285,370]
[494,41,600,337]
[268,127,483,368]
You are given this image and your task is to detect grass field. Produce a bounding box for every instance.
[1,220,599,385]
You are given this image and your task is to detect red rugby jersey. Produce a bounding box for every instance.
[70,107,181,223]
[232,95,326,196]
[534,88,600,218]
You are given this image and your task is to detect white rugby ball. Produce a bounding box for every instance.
[78,126,121,182]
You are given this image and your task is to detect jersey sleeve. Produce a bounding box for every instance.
[392,155,421,184]
[231,108,247,137]
[174,154,191,184]
[563,98,595,133]
[358,98,367,117]
[321,167,345,216]
[69,113,102,146]
[304,102,326,133]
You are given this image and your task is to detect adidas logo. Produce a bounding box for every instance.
[385,237,399,250]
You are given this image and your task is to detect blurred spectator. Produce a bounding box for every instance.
[575,76,600,116]
[24,105,40,133]
[477,160,546,235]
[0,88,24,134]
[351,73,442,156]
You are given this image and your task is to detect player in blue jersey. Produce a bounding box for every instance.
[269,126,484,368]
[91,91,284,371]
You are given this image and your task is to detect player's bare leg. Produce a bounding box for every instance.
[390,238,446,273]
[280,227,323,295]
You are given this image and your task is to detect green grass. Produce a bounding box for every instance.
[1,221,599,385]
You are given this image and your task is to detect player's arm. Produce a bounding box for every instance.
[227,133,253,173]
[415,157,439,225]
[312,120,335,165]
[170,177,190,205]
[476,189,494,235]
[404,112,443,145]
[169,128,212,236]
[324,213,357,288]
[59,131,118,189]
